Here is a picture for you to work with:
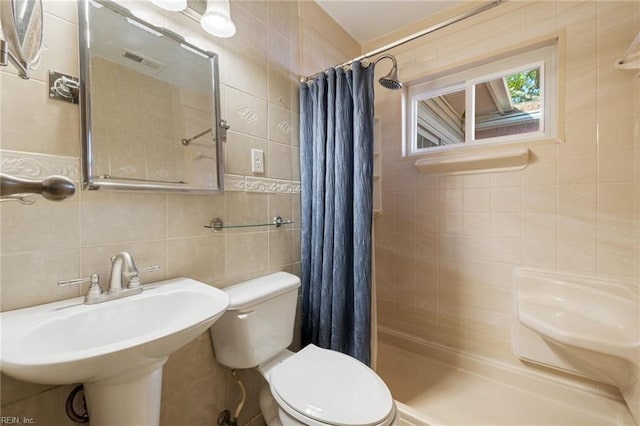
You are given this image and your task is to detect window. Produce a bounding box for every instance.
[404,42,558,156]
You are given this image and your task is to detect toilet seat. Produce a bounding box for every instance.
[269,345,395,426]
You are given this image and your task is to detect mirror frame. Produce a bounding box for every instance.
[0,0,44,76]
[78,0,225,193]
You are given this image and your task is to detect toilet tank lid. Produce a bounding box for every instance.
[224,272,301,310]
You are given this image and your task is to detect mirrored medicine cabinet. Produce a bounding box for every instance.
[78,0,225,193]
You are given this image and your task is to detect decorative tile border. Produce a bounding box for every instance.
[0,152,300,195]
[224,174,300,195]
[0,150,80,181]
[246,176,277,193]
[224,174,246,192]
[276,180,301,194]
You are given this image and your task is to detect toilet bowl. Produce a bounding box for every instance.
[209,272,397,426]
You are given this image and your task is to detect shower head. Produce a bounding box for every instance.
[375,54,403,90]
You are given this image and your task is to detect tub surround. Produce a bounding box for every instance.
[378,331,635,425]
[373,0,639,422]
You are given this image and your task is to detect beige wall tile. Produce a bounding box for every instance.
[268,229,297,268]
[558,184,597,213]
[491,187,521,212]
[521,239,557,269]
[491,212,522,238]
[558,153,597,184]
[168,193,226,238]
[492,237,522,265]
[80,192,167,246]
[225,191,269,229]
[522,186,557,214]
[268,104,294,145]
[225,52,268,100]
[225,87,268,139]
[1,74,80,155]
[463,213,492,237]
[523,159,557,186]
[439,189,463,212]
[598,183,635,214]
[225,131,269,176]
[463,188,491,212]
[599,118,636,152]
[1,249,82,311]
[268,66,293,111]
[167,236,225,285]
[463,307,511,339]
[558,213,597,243]
[599,150,635,183]
[521,213,555,240]
[267,141,294,180]
[1,194,80,254]
[225,231,268,280]
[558,241,597,274]
[598,214,637,245]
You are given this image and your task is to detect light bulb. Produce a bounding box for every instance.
[149,0,186,12]
[200,0,236,38]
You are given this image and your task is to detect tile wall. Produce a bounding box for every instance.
[0,0,333,423]
[374,0,639,374]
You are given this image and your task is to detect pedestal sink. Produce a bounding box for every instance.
[0,277,230,426]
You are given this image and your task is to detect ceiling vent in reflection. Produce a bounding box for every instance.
[121,49,165,71]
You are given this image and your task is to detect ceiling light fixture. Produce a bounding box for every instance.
[149,0,186,12]
[200,0,236,38]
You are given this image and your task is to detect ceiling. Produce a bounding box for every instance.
[314,0,462,45]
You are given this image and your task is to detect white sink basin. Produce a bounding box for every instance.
[0,277,229,426]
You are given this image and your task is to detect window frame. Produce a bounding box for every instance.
[403,42,558,157]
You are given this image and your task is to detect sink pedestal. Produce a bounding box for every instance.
[84,362,165,426]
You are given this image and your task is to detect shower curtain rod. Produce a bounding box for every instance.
[301,0,505,83]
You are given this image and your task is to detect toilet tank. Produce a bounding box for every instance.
[210,272,301,369]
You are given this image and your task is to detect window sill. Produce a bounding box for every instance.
[414,146,530,176]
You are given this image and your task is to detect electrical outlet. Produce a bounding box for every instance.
[251,149,264,174]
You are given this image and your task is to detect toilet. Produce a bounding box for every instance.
[209,272,397,426]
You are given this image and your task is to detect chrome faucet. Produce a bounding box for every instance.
[57,252,159,304]
[109,251,140,293]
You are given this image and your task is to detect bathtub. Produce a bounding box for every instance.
[375,329,636,426]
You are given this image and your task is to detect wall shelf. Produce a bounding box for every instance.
[414,147,530,176]
[205,216,293,231]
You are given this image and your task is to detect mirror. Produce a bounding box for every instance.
[0,0,44,77]
[78,0,224,192]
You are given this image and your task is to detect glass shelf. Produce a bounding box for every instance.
[204,216,294,231]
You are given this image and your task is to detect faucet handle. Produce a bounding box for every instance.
[125,265,160,290]
[58,274,100,287]
[58,274,103,303]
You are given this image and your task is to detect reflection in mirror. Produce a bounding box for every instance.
[474,67,541,140]
[415,67,542,149]
[0,0,44,77]
[79,0,223,192]
[416,87,465,148]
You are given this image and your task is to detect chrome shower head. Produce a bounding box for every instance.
[375,54,403,90]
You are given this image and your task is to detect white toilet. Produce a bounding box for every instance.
[209,272,397,426]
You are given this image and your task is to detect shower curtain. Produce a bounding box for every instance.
[299,62,376,366]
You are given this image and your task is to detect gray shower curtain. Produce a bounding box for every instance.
[300,62,375,365]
